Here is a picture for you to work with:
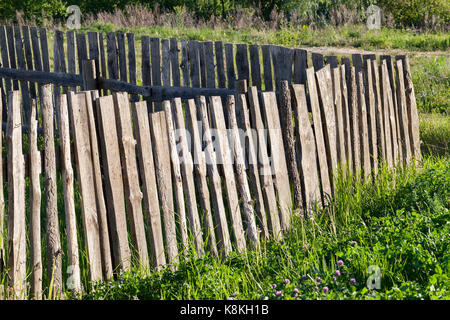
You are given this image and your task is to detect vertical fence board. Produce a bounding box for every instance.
[340,64,352,169]
[184,100,219,256]
[261,45,273,91]
[6,26,19,90]
[113,92,149,269]
[291,84,321,212]
[293,49,307,86]
[149,111,179,266]
[247,87,281,239]
[6,91,26,298]
[116,33,127,83]
[180,40,190,87]
[306,67,331,200]
[380,61,395,168]
[58,94,81,293]
[248,45,262,90]
[209,96,247,253]
[357,71,371,178]
[279,81,302,209]
[349,67,361,173]
[224,43,236,89]
[215,41,226,88]
[371,59,386,163]
[161,39,171,87]
[42,85,63,296]
[169,38,181,87]
[199,42,207,88]
[195,96,233,255]
[312,52,324,71]
[163,100,189,256]
[188,40,200,89]
[364,60,378,174]
[85,91,113,280]
[141,36,151,110]
[316,65,338,187]
[126,33,138,101]
[0,26,12,95]
[204,41,216,88]
[29,100,42,299]
[76,33,88,77]
[235,92,269,239]
[95,94,131,272]
[396,55,420,161]
[236,44,250,82]
[260,92,292,230]
[332,67,346,168]
[67,31,77,91]
[226,95,259,247]
[171,98,205,257]
[151,38,162,111]
[132,101,166,267]
[22,26,36,99]
[14,26,31,123]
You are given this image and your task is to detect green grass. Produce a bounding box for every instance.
[420,113,450,157]
[80,157,449,300]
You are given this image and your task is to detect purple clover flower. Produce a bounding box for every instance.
[316,277,322,283]
[350,278,356,284]
[227,297,234,300]
[272,284,277,289]
[275,291,282,297]
[332,277,337,281]
[284,278,290,285]
[293,288,299,294]
[337,260,344,266]
[323,287,329,293]
[335,270,341,276]
[350,241,358,246]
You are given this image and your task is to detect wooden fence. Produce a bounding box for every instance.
[0,25,420,299]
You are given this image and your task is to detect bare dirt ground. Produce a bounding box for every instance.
[303,46,450,57]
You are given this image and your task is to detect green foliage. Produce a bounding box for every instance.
[0,0,67,23]
[379,0,450,29]
[82,158,450,300]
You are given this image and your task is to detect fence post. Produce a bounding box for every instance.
[82,59,98,91]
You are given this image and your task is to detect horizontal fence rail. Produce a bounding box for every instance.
[0,25,421,300]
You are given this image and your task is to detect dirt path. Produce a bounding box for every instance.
[302,46,449,57]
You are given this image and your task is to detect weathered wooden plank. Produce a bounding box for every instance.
[215,41,226,88]
[53,30,66,125]
[312,52,324,71]
[290,84,321,212]
[6,91,26,299]
[260,92,292,230]
[28,99,42,299]
[161,39,171,87]
[394,59,412,164]
[340,64,352,169]
[226,95,259,248]
[195,96,232,255]
[87,32,100,80]
[293,49,307,85]
[248,45,261,90]
[14,26,31,123]
[235,91,269,239]
[84,90,113,280]
[131,101,166,267]
[41,85,63,296]
[306,67,331,200]
[396,55,420,161]
[352,53,363,74]
[203,41,216,89]
[76,32,88,77]
[126,33,138,101]
[6,26,19,89]
[39,28,50,73]
[57,94,81,293]
[150,37,162,110]
[171,98,205,257]
[381,55,401,162]
[116,33,127,83]
[0,92,4,292]
[163,100,188,256]
[188,40,201,88]
[180,40,190,87]
[380,60,397,168]
[224,43,236,89]
[236,44,250,83]
[279,80,302,209]
[67,31,77,91]
[170,38,181,87]
[141,36,151,109]
[348,67,361,173]
[331,67,346,169]
[247,87,282,239]
[199,42,207,88]
[271,46,293,91]
[326,56,339,69]
[261,45,273,91]
[364,59,378,174]
[0,26,12,94]
[371,59,386,163]
[69,92,105,281]
[184,100,218,256]
[98,33,107,95]
[22,26,37,98]
[106,32,118,80]
[357,71,371,178]
[149,111,179,267]
[95,94,131,272]
[316,64,338,186]
[209,96,247,252]
[113,92,149,269]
